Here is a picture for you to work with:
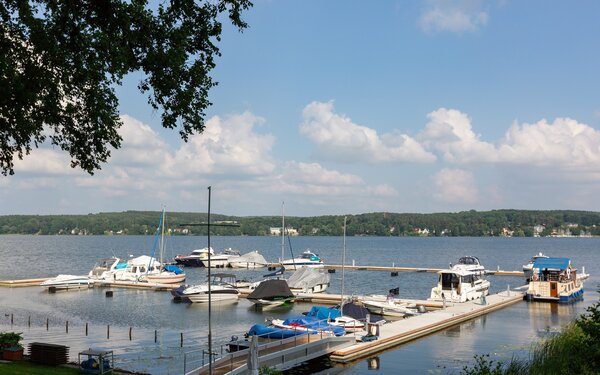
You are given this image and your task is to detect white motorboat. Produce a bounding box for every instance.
[41,275,93,290]
[362,298,420,318]
[201,248,241,268]
[281,250,324,270]
[88,257,127,280]
[523,252,549,280]
[429,256,490,303]
[111,255,163,282]
[227,251,268,269]
[174,274,240,303]
[329,315,365,332]
[174,247,213,267]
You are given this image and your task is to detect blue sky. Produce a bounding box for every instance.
[3,0,600,216]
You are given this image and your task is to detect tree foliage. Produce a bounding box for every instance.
[1,209,600,236]
[0,0,252,175]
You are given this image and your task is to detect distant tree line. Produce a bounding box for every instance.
[1,209,600,237]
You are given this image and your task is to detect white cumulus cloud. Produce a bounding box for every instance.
[419,108,497,163]
[419,0,489,33]
[432,168,478,203]
[300,101,435,163]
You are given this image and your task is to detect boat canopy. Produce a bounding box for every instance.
[287,266,330,290]
[229,251,267,265]
[533,257,571,271]
[247,279,294,300]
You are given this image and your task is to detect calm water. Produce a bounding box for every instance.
[0,235,598,374]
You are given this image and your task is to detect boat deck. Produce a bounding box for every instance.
[330,290,524,363]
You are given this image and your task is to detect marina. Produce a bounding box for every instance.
[0,235,597,374]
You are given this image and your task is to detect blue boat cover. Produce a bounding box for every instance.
[115,262,128,269]
[247,324,312,339]
[533,257,571,270]
[164,265,184,274]
[306,306,342,321]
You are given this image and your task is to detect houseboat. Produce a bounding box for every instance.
[525,257,584,303]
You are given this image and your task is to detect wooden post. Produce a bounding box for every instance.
[129,327,132,340]
[46,318,49,330]
[85,323,88,336]
[107,325,110,339]
[28,316,31,327]
[154,330,157,343]
[10,313,13,325]
[66,321,69,334]
[180,332,183,347]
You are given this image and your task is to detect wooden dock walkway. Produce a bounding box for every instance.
[330,290,525,363]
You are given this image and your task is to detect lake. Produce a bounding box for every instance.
[0,235,597,374]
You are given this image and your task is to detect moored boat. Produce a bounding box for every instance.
[525,257,584,303]
[523,252,549,280]
[173,273,239,303]
[247,279,294,307]
[174,248,212,267]
[286,266,330,294]
[227,251,268,269]
[429,256,490,303]
[41,275,93,290]
[280,249,324,270]
[362,298,420,318]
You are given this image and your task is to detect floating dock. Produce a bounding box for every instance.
[330,290,524,363]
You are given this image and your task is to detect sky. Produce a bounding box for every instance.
[2,0,600,217]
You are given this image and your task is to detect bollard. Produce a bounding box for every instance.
[129,327,132,340]
[106,291,113,298]
[85,323,88,336]
[107,325,110,339]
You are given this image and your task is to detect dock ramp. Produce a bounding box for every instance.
[187,334,355,375]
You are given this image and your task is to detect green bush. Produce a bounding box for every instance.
[0,332,23,349]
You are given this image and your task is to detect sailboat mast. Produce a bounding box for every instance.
[207,186,213,374]
[159,207,166,265]
[281,201,285,262]
[341,216,346,307]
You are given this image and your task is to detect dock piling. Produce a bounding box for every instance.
[66,320,68,334]
[28,315,30,327]
[85,323,88,336]
[107,325,110,339]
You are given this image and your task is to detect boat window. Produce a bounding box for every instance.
[131,266,137,273]
[462,275,474,284]
[441,273,459,290]
[139,267,146,273]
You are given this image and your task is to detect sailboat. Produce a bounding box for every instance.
[145,207,186,284]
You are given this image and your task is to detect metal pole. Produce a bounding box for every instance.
[208,186,213,375]
[341,216,346,306]
[281,201,285,262]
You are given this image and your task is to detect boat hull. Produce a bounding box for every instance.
[174,258,204,267]
[525,282,584,304]
[146,274,186,284]
[187,292,239,303]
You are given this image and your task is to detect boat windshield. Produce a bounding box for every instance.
[458,256,480,266]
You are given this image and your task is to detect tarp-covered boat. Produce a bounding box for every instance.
[247,279,294,307]
[287,266,330,293]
